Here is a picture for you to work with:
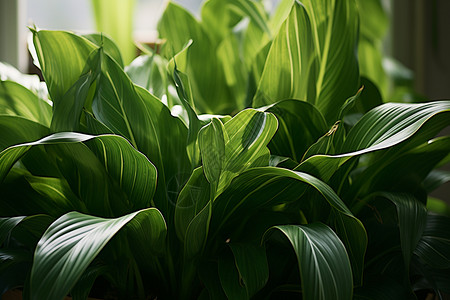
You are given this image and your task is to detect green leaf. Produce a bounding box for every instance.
[135,86,192,217]
[126,53,169,101]
[158,2,236,114]
[0,116,49,151]
[263,99,328,162]
[229,243,269,297]
[378,193,427,267]
[86,44,192,217]
[0,133,157,215]
[199,118,226,185]
[302,121,343,161]
[174,167,211,242]
[301,0,359,124]
[172,65,202,164]
[297,101,450,182]
[0,216,26,245]
[414,214,450,269]
[253,2,317,107]
[83,33,124,68]
[28,208,166,300]
[50,48,101,132]
[211,167,367,283]
[0,80,51,126]
[342,101,450,153]
[227,0,271,36]
[184,201,212,259]
[423,170,450,193]
[32,30,97,103]
[0,171,76,217]
[254,0,360,124]
[218,248,248,300]
[265,223,353,300]
[216,109,278,195]
[348,136,450,200]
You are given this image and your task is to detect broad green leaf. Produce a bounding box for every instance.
[28,208,166,300]
[217,33,247,104]
[32,30,97,102]
[86,43,191,217]
[297,101,450,182]
[0,116,59,177]
[253,2,317,107]
[83,135,157,210]
[347,77,383,118]
[83,33,124,68]
[0,217,26,245]
[338,87,364,121]
[414,214,450,269]
[211,167,367,283]
[348,136,450,200]
[158,2,236,114]
[25,173,84,214]
[301,0,359,124]
[184,201,212,259]
[227,0,271,36]
[216,109,278,195]
[413,262,450,294]
[199,118,226,185]
[268,0,294,34]
[378,193,427,267]
[302,121,343,161]
[126,53,169,101]
[265,223,353,300]
[0,170,75,217]
[262,99,328,162]
[342,101,450,153]
[229,243,269,297]
[0,116,49,151]
[91,50,143,147]
[0,133,157,215]
[174,167,211,242]
[135,86,192,217]
[218,248,248,300]
[0,80,51,126]
[172,66,202,165]
[254,0,360,124]
[51,48,100,132]
[423,170,450,193]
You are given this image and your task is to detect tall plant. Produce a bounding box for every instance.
[1,0,449,299]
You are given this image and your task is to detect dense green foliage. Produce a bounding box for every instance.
[1,0,450,299]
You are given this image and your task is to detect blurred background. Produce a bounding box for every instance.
[0,0,449,201]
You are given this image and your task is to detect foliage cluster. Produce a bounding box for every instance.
[0,0,449,299]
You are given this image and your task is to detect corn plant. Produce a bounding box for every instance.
[1,0,449,299]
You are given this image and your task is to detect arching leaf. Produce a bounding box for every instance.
[28,208,166,300]
[265,223,353,300]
